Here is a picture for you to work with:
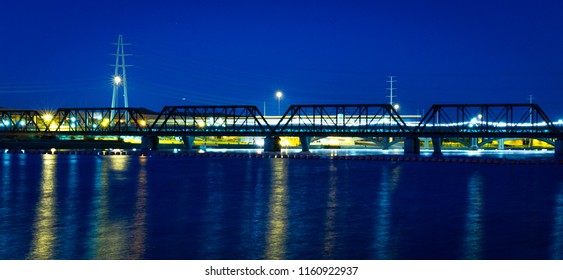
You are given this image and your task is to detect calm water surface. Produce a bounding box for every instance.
[1,151,562,259]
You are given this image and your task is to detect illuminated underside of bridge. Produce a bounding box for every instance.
[1,103,562,155]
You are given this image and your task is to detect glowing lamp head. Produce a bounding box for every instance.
[393,104,400,110]
[276,91,283,99]
[113,75,122,85]
[42,114,53,122]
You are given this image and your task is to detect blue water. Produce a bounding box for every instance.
[1,151,562,259]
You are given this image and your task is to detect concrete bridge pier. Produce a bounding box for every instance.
[141,135,159,151]
[498,138,505,150]
[555,138,563,156]
[299,136,311,152]
[381,137,390,150]
[404,137,420,154]
[182,136,195,150]
[470,138,479,150]
[264,136,281,152]
[432,137,442,155]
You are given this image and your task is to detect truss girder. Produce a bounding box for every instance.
[48,108,151,134]
[151,105,271,136]
[414,104,559,138]
[0,110,46,132]
[273,104,411,136]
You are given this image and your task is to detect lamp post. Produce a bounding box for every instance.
[276,91,283,115]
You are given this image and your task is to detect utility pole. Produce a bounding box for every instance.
[386,76,397,105]
[111,35,132,109]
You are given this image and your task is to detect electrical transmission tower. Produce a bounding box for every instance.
[111,35,131,109]
[386,76,397,105]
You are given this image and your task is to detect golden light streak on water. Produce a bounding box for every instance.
[131,157,148,259]
[94,156,127,259]
[265,160,289,260]
[28,154,57,259]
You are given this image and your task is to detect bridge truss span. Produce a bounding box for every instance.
[273,104,411,137]
[47,107,154,135]
[0,110,47,132]
[150,105,271,136]
[414,104,560,138]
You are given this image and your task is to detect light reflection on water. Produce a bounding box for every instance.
[463,171,484,260]
[553,184,563,260]
[265,160,289,260]
[323,162,338,259]
[0,153,561,259]
[131,157,148,259]
[373,165,401,259]
[28,154,57,259]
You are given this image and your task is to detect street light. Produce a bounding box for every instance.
[393,104,400,111]
[276,91,283,115]
[113,75,122,85]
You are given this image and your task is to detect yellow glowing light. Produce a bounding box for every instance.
[101,118,110,127]
[478,114,483,119]
[139,120,147,127]
[42,114,53,122]
[113,75,122,85]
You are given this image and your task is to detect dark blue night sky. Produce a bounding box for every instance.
[1,0,563,117]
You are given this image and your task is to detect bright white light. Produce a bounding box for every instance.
[276,91,283,99]
[256,138,265,147]
[42,114,53,122]
[478,114,483,119]
[393,104,400,110]
[93,124,98,128]
[19,120,26,126]
[70,117,77,122]
[113,75,122,85]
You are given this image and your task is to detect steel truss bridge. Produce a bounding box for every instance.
[1,104,562,154]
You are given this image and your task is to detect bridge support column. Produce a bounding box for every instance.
[498,139,505,150]
[422,137,431,149]
[182,136,195,150]
[381,137,390,150]
[141,136,159,151]
[404,137,420,154]
[264,136,281,152]
[555,139,563,156]
[299,136,311,152]
[470,138,479,150]
[431,137,442,156]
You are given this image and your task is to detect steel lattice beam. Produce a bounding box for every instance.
[48,107,154,135]
[414,104,559,138]
[273,104,411,137]
[0,110,47,132]
[150,105,271,136]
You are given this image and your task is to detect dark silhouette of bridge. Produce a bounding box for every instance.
[1,103,562,154]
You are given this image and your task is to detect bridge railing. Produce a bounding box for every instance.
[273,104,411,136]
[150,105,271,136]
[414,104,559,137]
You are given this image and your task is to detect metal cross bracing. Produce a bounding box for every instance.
[0,110,48,132]
[273,104,411,137]
[150,105,271,136]
[47,108,154,135]
[414,104,560,138]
